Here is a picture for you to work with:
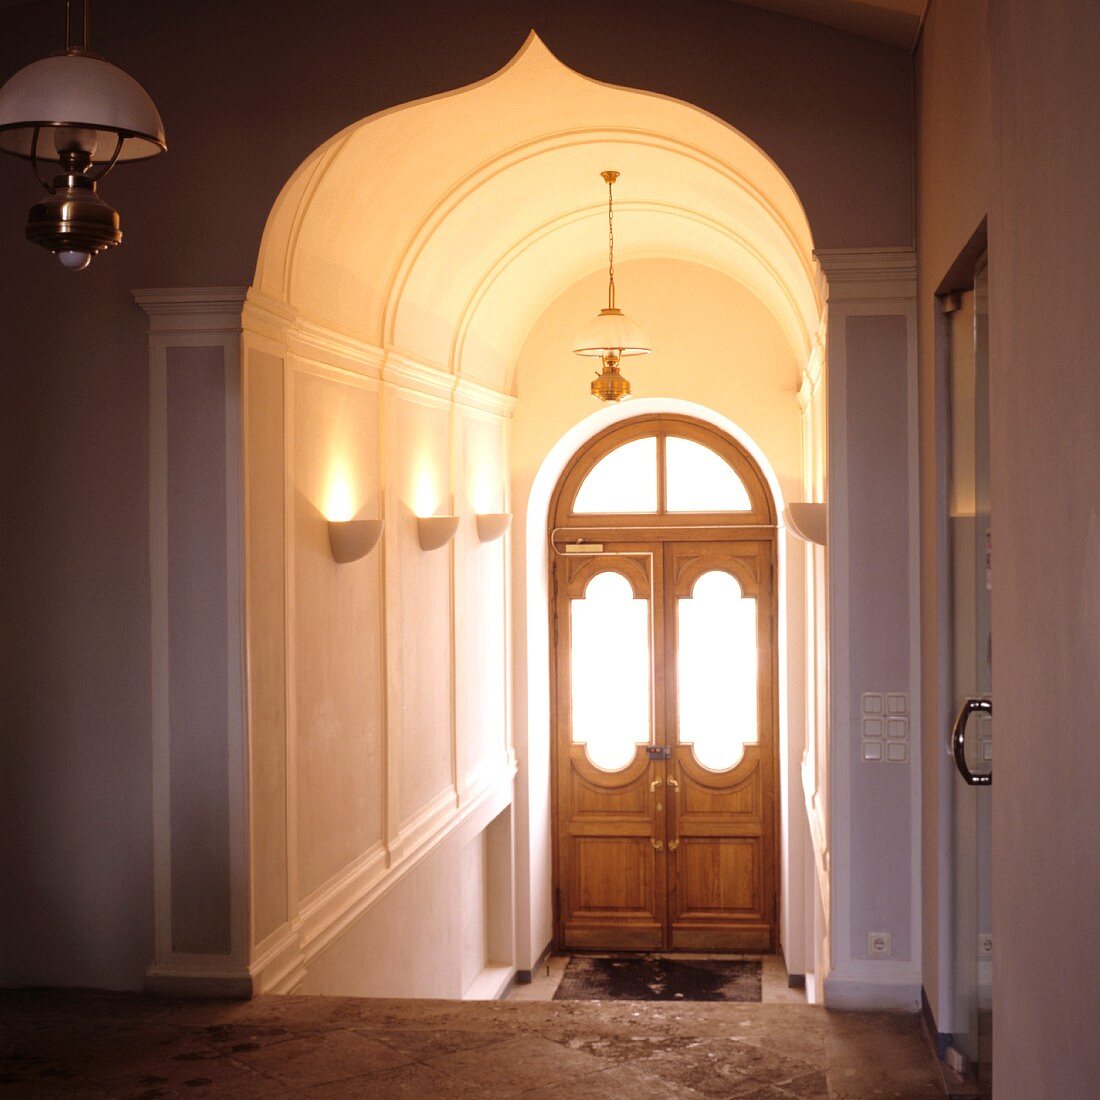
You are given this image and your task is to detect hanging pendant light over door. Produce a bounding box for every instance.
[572,170,651,401]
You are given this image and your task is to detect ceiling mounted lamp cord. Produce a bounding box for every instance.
[606,169,616,310]
[0,0,167,270]
[571,169,652,402]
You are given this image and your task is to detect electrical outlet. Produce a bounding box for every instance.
[979,933,993,957]
[868,931,891,957]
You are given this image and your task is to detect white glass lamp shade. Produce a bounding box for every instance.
[572,307,652,357]
[0,54,166,163]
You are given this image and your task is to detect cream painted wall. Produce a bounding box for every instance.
[242,314,516,996]
[511,260,803,504]
[292,369,385,898]
[509,258,813,973]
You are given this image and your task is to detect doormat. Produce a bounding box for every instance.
[552,955,762,1002]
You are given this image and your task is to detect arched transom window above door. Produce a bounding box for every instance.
[552,416,776,529]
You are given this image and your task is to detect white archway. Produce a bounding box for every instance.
[239,32,827,998]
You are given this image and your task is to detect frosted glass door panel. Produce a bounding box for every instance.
[677,570,758,770]
[570,571,651,770]
[666,437,751,512]
[573,437,658,513]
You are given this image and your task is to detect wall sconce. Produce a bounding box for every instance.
[476,513,512,543]
[0,0,166,269]
[417,515,459,551]
[783,503,826,546]
[328,519,384,563]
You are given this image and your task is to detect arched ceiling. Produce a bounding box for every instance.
[253,34,823,394]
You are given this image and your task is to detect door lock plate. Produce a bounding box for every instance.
[646,745,671,760]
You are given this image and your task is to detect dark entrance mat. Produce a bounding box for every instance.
[553,955,763,1002]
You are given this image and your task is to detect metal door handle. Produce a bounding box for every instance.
[666,776,679,791]
[668,838,680,851]
[651,838,663,851]
[952,698,992,786]
[650,777,663,791]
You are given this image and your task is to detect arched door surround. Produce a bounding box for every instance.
[550,415,779,952]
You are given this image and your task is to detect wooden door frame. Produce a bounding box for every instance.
[548,414,781,951]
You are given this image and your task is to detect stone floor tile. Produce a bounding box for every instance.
[229,1026,414,1088]
[522,1061,714,1099]
[0,989,945,1100]
[777,1069,829,1098]
[631,1036,821,1097]
[354,1025,506,1059]
[425,1035,607,1095]
[305,1061,498,1098]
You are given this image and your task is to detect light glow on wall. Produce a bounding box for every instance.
[324,465,357,522]
[413,467,440,518]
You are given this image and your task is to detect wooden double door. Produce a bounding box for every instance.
[552,536,778,953]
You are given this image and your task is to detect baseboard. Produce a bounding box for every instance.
[823,972,922,1011]
[144,966,252,999]
[462,965,515,1001]
[921,985,952,1060]
[919,987,979,1099]
[515,940,553,984]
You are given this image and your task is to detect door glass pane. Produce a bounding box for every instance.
[677,570,758,770]
[570,571,651,770]
[666,436,751,512]
[573,437,658,513]
[948,259,993,1094]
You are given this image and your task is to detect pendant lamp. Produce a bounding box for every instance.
[0,0,166,270]
[572,170,651,401]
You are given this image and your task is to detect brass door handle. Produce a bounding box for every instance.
[666,776,679,791]
[668,838,680,851]
[650,777,663,791]
[651,838,663,851]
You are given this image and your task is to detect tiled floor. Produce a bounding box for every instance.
[0,987,945,1098]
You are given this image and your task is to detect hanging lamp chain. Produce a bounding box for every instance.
[65,0,89,53]
[601,169,619,311]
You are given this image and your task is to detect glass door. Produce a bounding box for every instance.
[947,258,993,1096]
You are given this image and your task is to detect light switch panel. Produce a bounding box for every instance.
[862,693,884,715]
[862,716,884,739]
[886,692,908,715]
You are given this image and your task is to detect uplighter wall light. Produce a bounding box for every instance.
[783,503,826,546]
[328,519,384,564]
[0,0,166,270]
[476,513,512,543]
[572,170,651,401]
[417,515,460,551]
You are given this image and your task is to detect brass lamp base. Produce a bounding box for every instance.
[25,171,121,266]
[591,358,631,402]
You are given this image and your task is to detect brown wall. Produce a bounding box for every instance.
[0,0,912,989]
